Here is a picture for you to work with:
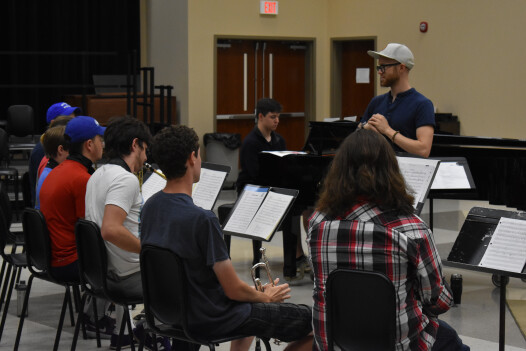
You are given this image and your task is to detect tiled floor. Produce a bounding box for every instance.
[1,191,526,350]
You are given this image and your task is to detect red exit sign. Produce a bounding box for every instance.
[260,1,278,15]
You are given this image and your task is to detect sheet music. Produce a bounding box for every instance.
[223,186,268,233]
[431,162,471,190]
[192,168,227,210]
[397,157,439,208]
[141,172,167,202]
[245,191,294,240]
[479,217,526,273]
[261,151,308,157]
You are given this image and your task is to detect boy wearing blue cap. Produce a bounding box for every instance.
[39,116,108,337]
[28,102,81,207]
[40,116,105,280]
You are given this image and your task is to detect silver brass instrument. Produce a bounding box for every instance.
[251,247,275,291]
[251,247,281,347]
[144,162,167,180]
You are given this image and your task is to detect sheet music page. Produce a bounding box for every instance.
[245,191,294,240]
[141,172,166,202]
[431,162,471,190]
[192,168,227,210]
[223,186,268,234]
[397,157,439,208]
[261,151,308,157]
[479,217,526,273]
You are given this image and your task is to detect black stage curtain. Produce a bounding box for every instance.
[0,0,140,132]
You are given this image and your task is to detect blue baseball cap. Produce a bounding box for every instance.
[65,116,106,143]
[46,102,81,124]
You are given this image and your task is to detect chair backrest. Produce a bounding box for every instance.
[0,182,12,229]
[74,219,109,295]
[6,105,35,138]
[0,128,10,165]
[140,245,189,334]
[326,269,396,351]
[22,208,53,273]
[0,198,10,257]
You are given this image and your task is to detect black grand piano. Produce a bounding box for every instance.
[258,121,526,211]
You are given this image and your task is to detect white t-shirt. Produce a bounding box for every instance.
[85,164,142,277]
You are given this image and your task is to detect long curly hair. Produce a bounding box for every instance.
[316,129,414,218]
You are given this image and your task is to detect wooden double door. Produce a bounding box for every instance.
[216,39,309,150]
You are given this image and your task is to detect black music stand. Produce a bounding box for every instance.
[444,207,526,351]
[428,157,476,230]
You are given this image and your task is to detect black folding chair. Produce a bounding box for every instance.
[139,244,271,351]
[16,208,81,351]
[326,269,396,351]
[0,200,26,342]
[72,219,143,351]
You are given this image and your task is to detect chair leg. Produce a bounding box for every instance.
[72,285,81,313]
[261,338,272,351]
[67,286,75,326]
[52,286,71,351]
[125,309,136,351]
[14,266,22,287]
[0,260,6,302]
[14,274,34,350]
[116,309,128,351]
[0,263,13,311]
[91,296,102,347]
[0,264,16,341]
[71,293,88,351]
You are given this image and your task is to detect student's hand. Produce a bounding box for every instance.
[263,280,291,303]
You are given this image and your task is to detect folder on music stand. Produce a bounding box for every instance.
[396,156,440,215]
[222,184,298,242]
[141,162,230,211]
[445,206,526,351]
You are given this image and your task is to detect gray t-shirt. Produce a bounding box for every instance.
[140,191,251,338]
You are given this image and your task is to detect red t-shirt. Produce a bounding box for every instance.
[39,159,91,267]
[37,156,49,178]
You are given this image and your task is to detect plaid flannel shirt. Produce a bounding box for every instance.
[307,202,453,351]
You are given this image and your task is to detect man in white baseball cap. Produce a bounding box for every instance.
[359,43,435,157]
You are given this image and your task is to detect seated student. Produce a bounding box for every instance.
[34,116,73,209]
[141,125,313,351]
[85,116,154,348]
[308,130,469,351]
[28,102,80,206]
[237,98,310,282]
[39,116,110,339]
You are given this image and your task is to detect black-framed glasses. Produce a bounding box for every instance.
[376,63,400,73]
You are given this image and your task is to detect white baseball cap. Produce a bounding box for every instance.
[368,43,414,70]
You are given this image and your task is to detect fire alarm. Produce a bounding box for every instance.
[419,21,428,33]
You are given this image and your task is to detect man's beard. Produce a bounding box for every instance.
[380,75,399,88]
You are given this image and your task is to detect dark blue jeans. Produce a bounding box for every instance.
[432,319,470,351]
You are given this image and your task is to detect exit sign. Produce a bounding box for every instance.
[260,1,278,15]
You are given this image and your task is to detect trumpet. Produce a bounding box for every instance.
[251,247,281,348]
[143,162,167,180]
[251,247,275,291]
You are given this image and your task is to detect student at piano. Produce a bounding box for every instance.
[308,129,469,351]
[141,125,313,351]
[236,98,310,282]
[360,43,435,158]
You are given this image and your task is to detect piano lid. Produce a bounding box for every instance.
[302,121,358,156]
